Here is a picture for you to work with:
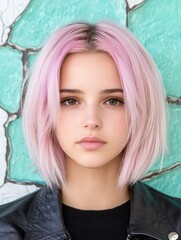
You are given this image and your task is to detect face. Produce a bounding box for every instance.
[55,52,129,171]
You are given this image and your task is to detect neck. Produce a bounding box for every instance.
[61,159,129,210]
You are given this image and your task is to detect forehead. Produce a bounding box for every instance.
[60,52,122,89]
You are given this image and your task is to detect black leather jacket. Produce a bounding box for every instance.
[0,181,180,240]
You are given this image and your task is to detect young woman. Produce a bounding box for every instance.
[0,21,180,240]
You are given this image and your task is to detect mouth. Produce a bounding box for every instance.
[77,136,107,150]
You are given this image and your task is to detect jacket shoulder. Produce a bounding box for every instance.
[0,186,45,239]
[0,188,41,217]
[132,181,181,207]
[130,181,181,239]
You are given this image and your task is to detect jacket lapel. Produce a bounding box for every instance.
[24,186,71,240]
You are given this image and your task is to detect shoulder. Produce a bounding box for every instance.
[131,181,181,209]
[0,185,49,239]
[129,181,181,239]
[0,186,46,218]
[0,185,68,240]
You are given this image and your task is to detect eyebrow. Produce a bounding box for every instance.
[59,88,124,93]
[101,88,124,93]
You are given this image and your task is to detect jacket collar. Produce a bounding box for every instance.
[25,186,71,240]
[129,182,181,240]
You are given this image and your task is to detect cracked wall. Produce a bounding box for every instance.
[0,0,180,204]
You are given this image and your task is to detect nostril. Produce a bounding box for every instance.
[83,121,100,129]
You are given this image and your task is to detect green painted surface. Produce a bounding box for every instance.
[128,0,181,97]
[145,166,181,198]
[0,47,22,113]
[10,0,126,48]
[8,117,43,184]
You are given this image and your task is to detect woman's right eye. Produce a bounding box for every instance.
[60,98,79,106]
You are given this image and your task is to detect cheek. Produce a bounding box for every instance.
[56,112,72,128]
[55,112,77,140]
[108,112,127,129]
[108,113,129,140]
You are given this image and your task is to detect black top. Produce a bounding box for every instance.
[62,201,130,240]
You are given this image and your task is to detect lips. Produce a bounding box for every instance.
[77,136,106,150]
[78,136,106,143]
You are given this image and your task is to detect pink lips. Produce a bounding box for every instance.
[77,137,106,150]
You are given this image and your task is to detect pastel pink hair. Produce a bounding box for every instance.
[23,21,168,187]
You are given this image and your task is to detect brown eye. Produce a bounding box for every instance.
[61,98,79,106]
[105,98,124,106]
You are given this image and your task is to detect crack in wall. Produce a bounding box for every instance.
[4,114,17,184]
[0,105,17,185]
[19,49,40,116]
[143,162,181,181]
[126,0,145,10]
[7,179,44,188]
[19,50,29,116]
[167,96,181,105]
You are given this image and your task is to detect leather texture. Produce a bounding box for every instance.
[0,181,180,240]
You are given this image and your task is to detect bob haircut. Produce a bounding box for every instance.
[23,21,168,188]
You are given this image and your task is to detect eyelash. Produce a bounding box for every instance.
[60,97,124,106]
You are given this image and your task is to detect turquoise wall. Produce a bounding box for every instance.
[0,0,180,203]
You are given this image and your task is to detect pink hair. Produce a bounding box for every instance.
[23,21,168,187]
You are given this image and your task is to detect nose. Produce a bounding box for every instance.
[82,106,102,129]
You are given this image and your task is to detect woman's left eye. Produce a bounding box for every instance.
[105,98,124,106]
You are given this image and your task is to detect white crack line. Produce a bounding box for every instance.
[126,0,145,9]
